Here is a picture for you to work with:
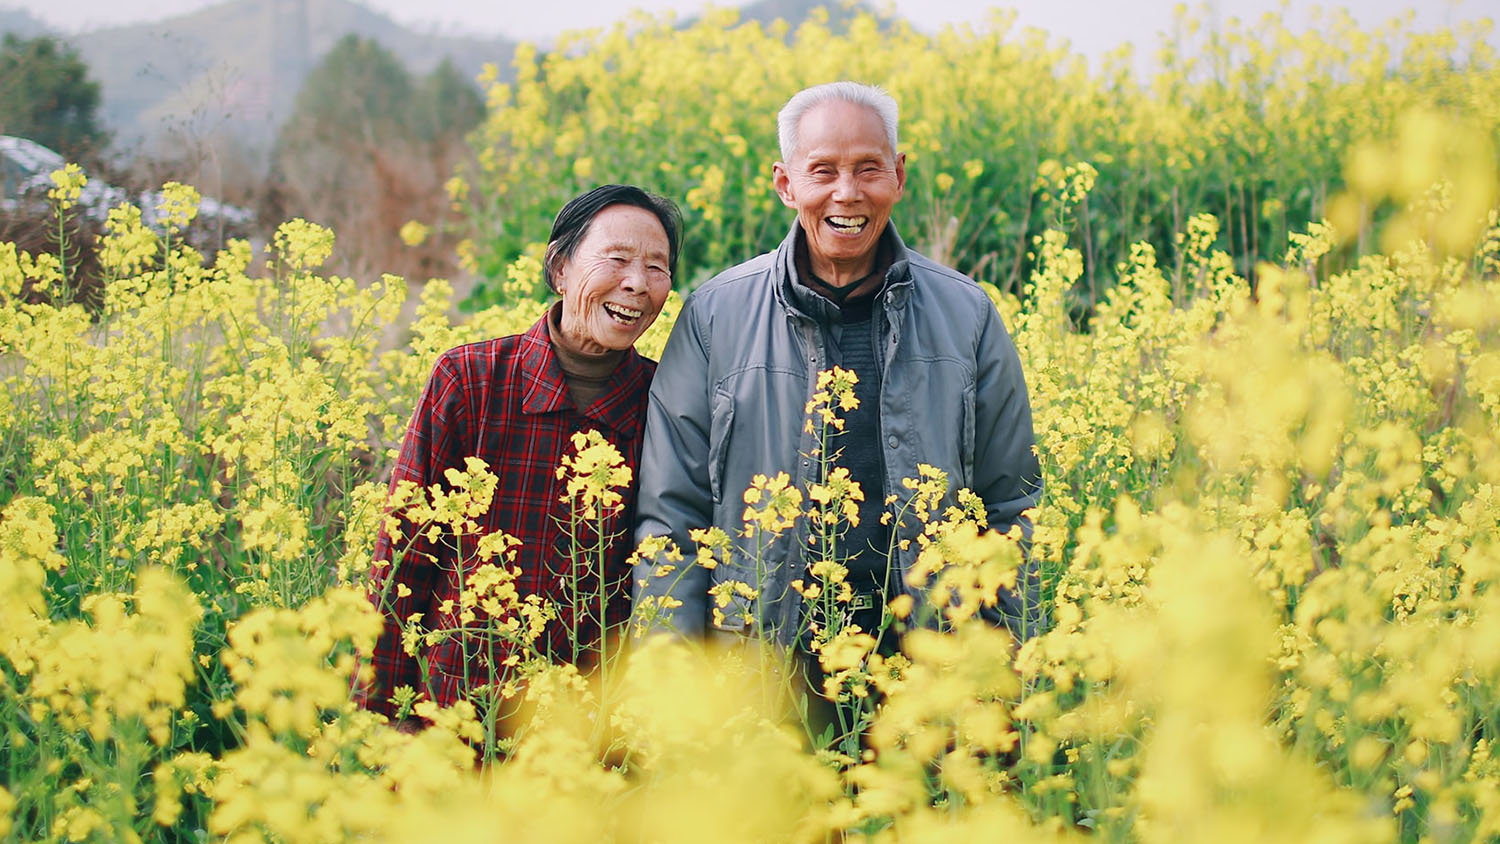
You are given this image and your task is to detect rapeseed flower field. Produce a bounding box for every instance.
[3,6,1500,842]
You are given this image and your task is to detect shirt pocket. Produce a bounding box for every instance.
[708,387,735,505]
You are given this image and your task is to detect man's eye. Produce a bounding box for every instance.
[609,255,628,264]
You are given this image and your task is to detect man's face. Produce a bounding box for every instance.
[555,204,673,354]
[773,99,906,281]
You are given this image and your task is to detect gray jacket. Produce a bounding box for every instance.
[632,222,1042,645]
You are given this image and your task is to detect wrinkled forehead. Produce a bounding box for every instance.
[582,204,671,254]
[792,100,896,161]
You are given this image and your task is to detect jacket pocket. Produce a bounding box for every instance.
[960,383,976,490]
[708,388,735,505]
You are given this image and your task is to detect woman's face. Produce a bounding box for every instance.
[555,204,672,354]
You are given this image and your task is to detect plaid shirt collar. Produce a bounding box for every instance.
[517,311,653,438]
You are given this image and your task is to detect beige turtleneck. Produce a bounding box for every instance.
[547,302,626,411]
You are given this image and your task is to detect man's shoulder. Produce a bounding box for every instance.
[906,250,986,296]
[897,250,1017,356]
[685,251,778,304]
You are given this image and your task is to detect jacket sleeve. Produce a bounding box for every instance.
[631,295,714,637]
[972,301,1046,639]
[360,353,468,716]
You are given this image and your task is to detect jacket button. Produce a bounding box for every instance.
[887,435,898,449]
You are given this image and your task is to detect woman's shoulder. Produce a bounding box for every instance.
[434,317,548,371]
[419,333,542,411]
[431,335,513,372]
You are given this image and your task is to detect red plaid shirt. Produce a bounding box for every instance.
[362,313,655,718]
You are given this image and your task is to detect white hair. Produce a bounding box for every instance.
[776,81,899,161]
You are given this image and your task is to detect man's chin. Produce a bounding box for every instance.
[811,239,878,266]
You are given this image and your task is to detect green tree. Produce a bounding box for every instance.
[277,34,414,158]
[0,34,108,158]
[271,35,484,278]
[413,58,484,143]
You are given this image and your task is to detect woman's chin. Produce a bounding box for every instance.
[583,329,642,352]
[594,320,657,351]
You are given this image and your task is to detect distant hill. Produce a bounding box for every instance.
[65,0,515,152]
[729,0,876,31]
[0,7,52,38]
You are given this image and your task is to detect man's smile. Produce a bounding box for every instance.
[827,215,869,234]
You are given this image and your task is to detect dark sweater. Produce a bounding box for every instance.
[827,296,893,593]
[796,238,897,595]
[546,302,625,410]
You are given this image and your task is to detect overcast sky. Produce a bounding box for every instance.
[5,0,1495,53]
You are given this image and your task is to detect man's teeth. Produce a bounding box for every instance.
[828,215,868,232]
[603,303,642,321]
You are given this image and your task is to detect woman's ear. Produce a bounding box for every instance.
[545,244,566,294]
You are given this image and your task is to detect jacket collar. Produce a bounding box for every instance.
[518,313,653,437]
[775,221,913,322]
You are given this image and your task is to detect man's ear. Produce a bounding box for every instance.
[893,151,907,200]
[772,161,797,209]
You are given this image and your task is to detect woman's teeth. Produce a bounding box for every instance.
[603,303,642,323]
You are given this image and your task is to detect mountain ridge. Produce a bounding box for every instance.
[1,0,866,156]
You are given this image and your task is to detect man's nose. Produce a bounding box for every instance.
[832,170,861,201]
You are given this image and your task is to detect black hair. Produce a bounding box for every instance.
[543,184,683,293]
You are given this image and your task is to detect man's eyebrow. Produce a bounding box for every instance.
[801,150,889,163]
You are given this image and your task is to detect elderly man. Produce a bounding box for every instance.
[633,81,1041,651]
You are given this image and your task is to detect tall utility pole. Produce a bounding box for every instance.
[268,0,310,126]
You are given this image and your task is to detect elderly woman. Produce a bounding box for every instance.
[364,184,681,721]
